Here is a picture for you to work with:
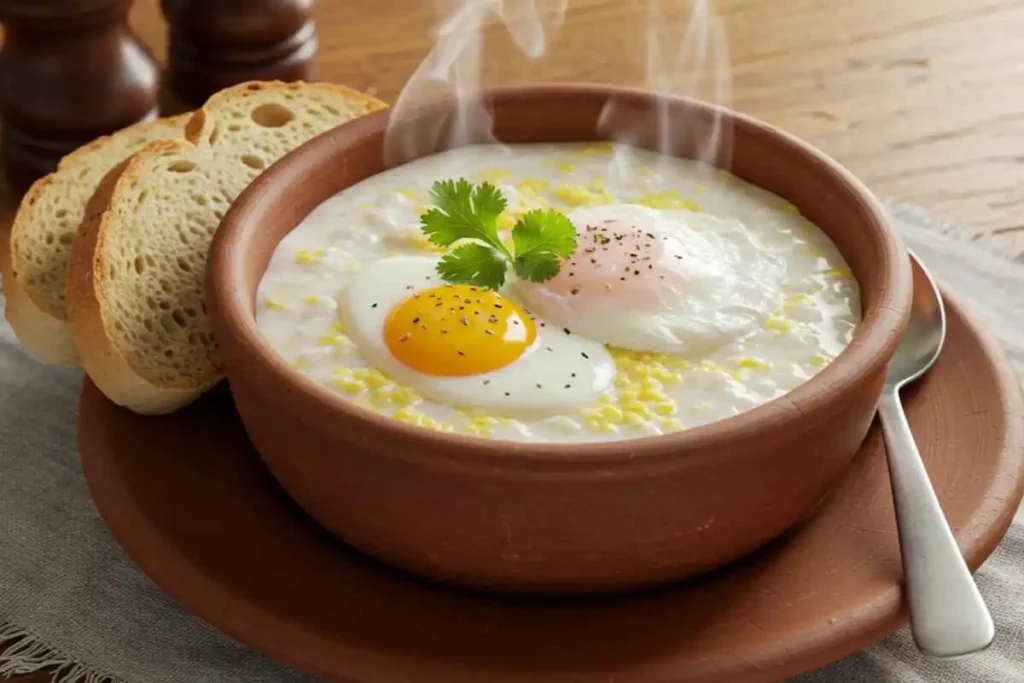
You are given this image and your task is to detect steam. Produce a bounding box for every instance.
[383,0,568,169]
[602,0,732,179]
[383,0,731,175]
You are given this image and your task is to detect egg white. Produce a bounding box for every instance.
[512,204,787,355]
[341,257,617,417]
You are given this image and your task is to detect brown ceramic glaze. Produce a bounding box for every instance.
[0,0,160,191]
[161,0,318,107]
[79,291,1024,682]
[206,85,914,595]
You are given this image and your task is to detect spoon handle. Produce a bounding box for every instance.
[878,389,994,658]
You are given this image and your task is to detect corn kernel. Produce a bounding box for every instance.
[640,376,663,391]
[623,412,647,427]
[824,266,853,278]
[554,184,611,206]
[389,387,420,406]
[334,379,366,394]
[365,371,389,389]
[782,202,801,215]
[629,190,701,212]
[766,317,792,333]
[315,334,345,346]
[623,401,653,418]
[638,389,668,402]
[809,353,831,368]
[651,401,677,416]
[264,298,287,311]
[599,405,624,422]
[552,160,576,173]
[783,293,810,310]
[497,213,516,231]
[518,178,549,194]
[736,356,772,371]
[294,248,326,265]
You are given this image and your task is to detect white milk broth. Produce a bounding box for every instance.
[255,143,860,443]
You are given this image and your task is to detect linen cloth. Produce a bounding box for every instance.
[1,200,1022,683]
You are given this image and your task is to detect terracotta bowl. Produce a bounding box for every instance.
[207,85,913,596]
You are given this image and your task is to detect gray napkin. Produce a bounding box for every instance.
[1,201,1021,683]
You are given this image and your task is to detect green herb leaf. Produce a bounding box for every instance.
[513,252,562,283]
[419,178,578,289]
[511,208,577,261]
[421,179,509,255]
[436,243,509,289]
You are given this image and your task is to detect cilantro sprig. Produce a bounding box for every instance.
[420,178,577,289]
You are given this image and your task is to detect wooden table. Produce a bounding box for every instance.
[5,0,1023,680]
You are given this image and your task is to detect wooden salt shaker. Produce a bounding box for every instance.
[0,0,160,191]
[161,0,318,108]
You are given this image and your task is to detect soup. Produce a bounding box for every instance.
[255,143,860,442]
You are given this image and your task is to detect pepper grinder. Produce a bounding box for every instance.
[0,0,160,191]
[161,0,318,108]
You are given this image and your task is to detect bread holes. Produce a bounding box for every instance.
[55,209,67,218]
[172,310,187,327]
[176,256,192,273]
[323,105,341,116]
[251,103,295,128]
[207,124,222,146]
[59,233,73,245]
[228,123,242,132]
[45,232,54,245]
[146,296,158,311]
[138,190,148,205]
[167,160,196,173]
[240,154,266,170]
[192,194,208,206]
[134,255,146,274]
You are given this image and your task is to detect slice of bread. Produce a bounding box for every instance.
[2,115,188,365]
[67,81,387,414]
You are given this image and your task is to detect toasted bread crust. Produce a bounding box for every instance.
[3,114,189,366]
[67,150,212,415]
[67,82,386,414]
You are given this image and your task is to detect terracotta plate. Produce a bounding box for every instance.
[79,291,1024,683]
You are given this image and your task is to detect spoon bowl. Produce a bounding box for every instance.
[886,257,946,390]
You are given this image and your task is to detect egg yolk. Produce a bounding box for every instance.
[384,285,537,376]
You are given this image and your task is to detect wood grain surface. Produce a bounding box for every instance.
[4,0,1022,680]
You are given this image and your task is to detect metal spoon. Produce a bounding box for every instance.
[880,252,994,658]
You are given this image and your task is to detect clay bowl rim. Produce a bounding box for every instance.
[208,83,912,470]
